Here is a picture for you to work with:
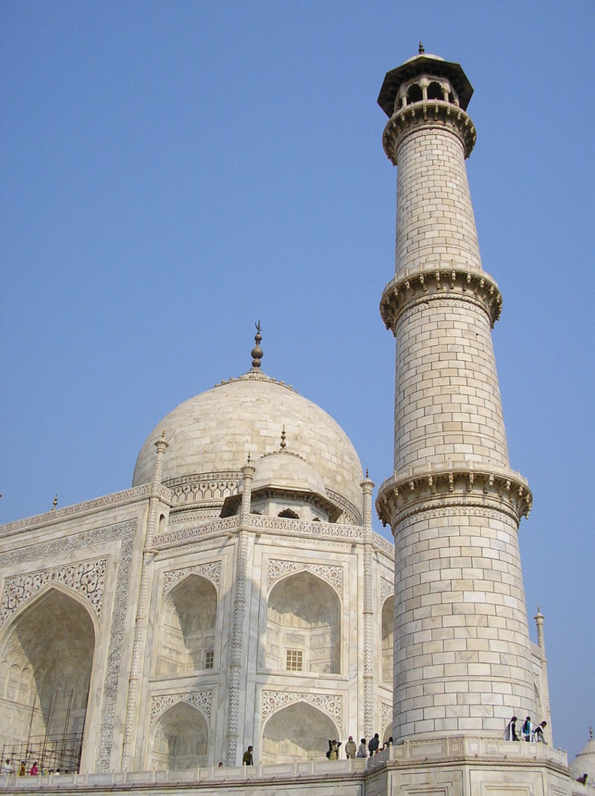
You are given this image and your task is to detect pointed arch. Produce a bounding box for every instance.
[262,701,338,763]
[156,574,217,676]
[381,594,394,685]
[267,571,341,674]
[150,701,208,771]
[0,586,95,763]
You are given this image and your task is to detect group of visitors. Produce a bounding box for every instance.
[1,759,63,777]
[504,715,548,743]
[328,733,393,760]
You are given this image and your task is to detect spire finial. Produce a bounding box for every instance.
[590,726,593,741]
[366,468,369,478]
[52,493,58,511]
[247,452,251,463]
[280,425,286,449]
[418,41,425,54]
[251,321,263,369]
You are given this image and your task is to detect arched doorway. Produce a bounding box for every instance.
[262,701,337,763]
[381,595,393,685]
[150,701,208,770]
[267,572,341,674]
[156,575,217,675]
[0,587,95,772]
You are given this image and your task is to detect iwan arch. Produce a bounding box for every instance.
[0,48,588,795]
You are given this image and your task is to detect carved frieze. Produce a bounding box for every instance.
[262,689,342,727]
[162,561,222,595]
[0,558,107,628]
[267,559,343,594]
[150,690,213,723]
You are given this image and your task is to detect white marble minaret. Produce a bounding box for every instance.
[376,46,536,742]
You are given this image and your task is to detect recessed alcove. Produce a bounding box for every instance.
[150,702,208,770]
[261,701,337,763]
[266,572,340,674]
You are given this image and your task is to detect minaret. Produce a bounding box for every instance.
[376,47,535,741]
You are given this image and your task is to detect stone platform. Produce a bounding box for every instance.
[1,737,589,796]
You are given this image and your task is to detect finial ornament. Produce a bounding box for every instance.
[247,452,251,463]
[251,321,263,369]
[52,494,58,511]
[418,41,425,54]
[366,468,369,478]
[280,425,286,449]
[590,726,593,741]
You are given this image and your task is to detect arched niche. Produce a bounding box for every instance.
[262,701,337,763]
[267,571,340,674]
[156,574,217,676]
[150,701,208,770]
[0,587,95,763]
[381,595,394,686]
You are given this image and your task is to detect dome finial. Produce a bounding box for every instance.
[280,425,287,449]
[52,493,58,511]
[590,726,593,741]
[418,41,425,54]
[251,321,263,369]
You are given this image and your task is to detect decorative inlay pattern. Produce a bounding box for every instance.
[157,516,239,547]
[267,559,343,593]
[0,558,107,628]
[0,519,136,773]
[262,690,342,727]
[380,577,393,601]
[163,561,221,595]
[249,515,364,539]
[150,690,213,723]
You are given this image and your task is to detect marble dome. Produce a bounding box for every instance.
[570,728,595,783]
[133,369,363,517]
[250,449,328,496]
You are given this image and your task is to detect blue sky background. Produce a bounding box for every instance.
[1,0,593,761]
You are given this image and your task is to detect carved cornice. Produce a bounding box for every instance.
[380,265,502,332]
[376,465,532,529]
[383,101,476,163]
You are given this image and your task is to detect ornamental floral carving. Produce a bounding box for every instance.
[262,690,342,727]
[267,559,343,593]
[0,558,107,628]
[163,561,221,595]
[150,690,213,723]
[380,577,393,601]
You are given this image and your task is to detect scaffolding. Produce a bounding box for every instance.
[1,690,83,775]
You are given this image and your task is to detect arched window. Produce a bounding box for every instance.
[407,83,423,104]
[157,575,217,676]
[427,81,443,100]
[0,588,95,769]
[267,572,341,674]
[150,702,208,770]
[381,595,394,685]
[261,701,337,763]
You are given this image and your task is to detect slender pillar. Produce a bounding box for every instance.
[376,49,535,741]
[122,432,168,770]
[225,461,254,764]
[361,473,375,740]
[534,607,552,740]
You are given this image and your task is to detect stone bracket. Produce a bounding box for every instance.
[383,101,477,163]
[376,466,532,529]
[380,265,502,332]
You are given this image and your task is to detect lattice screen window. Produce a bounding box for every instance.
[286,649,303,671]
[204,650,214,669]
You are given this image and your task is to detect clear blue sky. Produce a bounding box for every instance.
[1,0,593,762]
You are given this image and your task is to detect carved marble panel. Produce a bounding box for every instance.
[162,561,221,595]
[262,689,342,727]
[0,558,107,629]
[150,690,213,724]
[267,559,343,593]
